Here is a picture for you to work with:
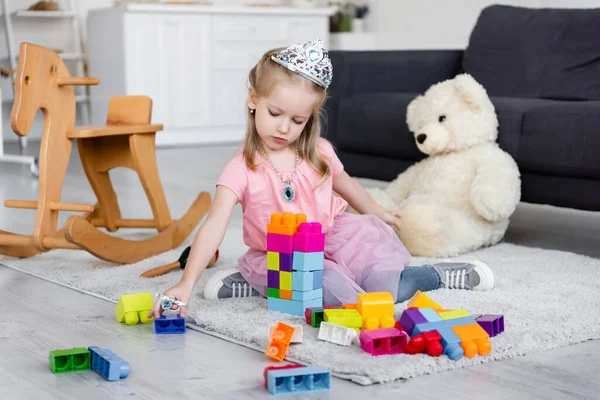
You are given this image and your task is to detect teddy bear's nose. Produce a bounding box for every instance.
[417,134,427,144]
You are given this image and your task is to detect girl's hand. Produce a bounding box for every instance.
[148,280,195,319]
[379,210,402,231]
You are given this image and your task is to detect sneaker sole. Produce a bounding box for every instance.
[469,260,494,291]
[203,268,239,300]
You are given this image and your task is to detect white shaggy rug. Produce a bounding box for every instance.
[1,224,600,386]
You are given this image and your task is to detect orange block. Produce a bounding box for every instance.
[342,303,357,309]
[280,290,292,300]
[265,322,295,361]
[451,323,492,358]
[357,292,395,330]
[407,290,442,309]
[267,212,307,235]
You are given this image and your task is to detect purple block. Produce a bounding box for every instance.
[267,233,294,253]
[312,270,323,289]
[399,309,428,336]
[267,270,280,289]
[476,314,505,337]
[280,253,293,272]
[294,222,325,252]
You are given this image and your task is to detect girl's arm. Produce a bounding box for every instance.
[149,185,238,317]
[333,171,402,231]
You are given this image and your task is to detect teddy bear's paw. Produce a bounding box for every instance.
[470,186,510,222]
[398,203,445,256]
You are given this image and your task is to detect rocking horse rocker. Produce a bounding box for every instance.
[0,42,212,264]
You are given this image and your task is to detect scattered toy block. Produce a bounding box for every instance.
[342,303,357,309]
[88,346,130,381]
[318,322,358,346]
[114,292,154,325]
[476,314,505,337]
[292,251,324,272]
[436,327,464,360]
[267,366,331,395]
[357,292,395,330]
[263,364,304,388]
[405,333,425,354]
[294,222,325,252]
[324,309,362,332]
[407,290,441,309]
[266,322,295,362]
[439,309,471,320]
[418,307,442,322]
[49,348,90,374]
[422,331,444,357]
[270,324,303,343]
[359,328,408,356]
[412,316,477,335]
[154,314,186,334]
[398,308,428,335]
[267,212,306,235]
[268,297,323,316]
[451,323,492,357]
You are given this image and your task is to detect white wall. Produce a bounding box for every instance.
[368,0,600,50]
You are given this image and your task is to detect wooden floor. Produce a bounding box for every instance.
[1,142,600,399]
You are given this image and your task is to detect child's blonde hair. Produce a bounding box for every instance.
[242,47,331,184]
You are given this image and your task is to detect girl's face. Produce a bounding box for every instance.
[248,82,317,152]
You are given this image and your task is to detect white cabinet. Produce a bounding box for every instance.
[87,4,334,146]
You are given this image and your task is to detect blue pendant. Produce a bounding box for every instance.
[283,184,295,202]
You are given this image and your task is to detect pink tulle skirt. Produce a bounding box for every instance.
[236,212,412,306]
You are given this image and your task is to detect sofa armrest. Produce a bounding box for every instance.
[324,50,463,143]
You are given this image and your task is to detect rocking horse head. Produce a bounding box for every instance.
[10,42,98,137]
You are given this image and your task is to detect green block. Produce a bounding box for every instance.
[267,288,280,298]
[311,309,326,328]
[49,348,91,374]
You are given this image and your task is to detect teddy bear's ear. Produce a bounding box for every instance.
[406,95,422,130]
[453,74,489,112]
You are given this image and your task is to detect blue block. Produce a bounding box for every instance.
[436,327,464,361]
[154,314,186,334]
[292,270,316,291]
[312,270,323,289]
[419,307,442,322]
[268,297,322,316]
[292,251,324,272]
[413,316,476,335]
[268,366,331,396]
[88,346,130,381]
[292,288,322,301]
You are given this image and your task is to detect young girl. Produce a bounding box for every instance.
[150,39,494,318]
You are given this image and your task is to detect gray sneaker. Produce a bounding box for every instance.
[432,260,494,291]
[203,268,261,300]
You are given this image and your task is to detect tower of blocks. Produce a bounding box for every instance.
[267,212,325,316]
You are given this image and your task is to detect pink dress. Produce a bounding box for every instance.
[217,138,412,305]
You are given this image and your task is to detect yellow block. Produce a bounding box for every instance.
[357,292,395,330]
[267,252,279,271]
[280,271,292,290]
[407,290,442,309]
[439,309,471,320]
[115,292,154,325]
[324,309,362,330]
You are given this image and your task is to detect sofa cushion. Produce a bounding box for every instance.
[335,92,425,161]
[519,102,600,179]
[463,5,600,100]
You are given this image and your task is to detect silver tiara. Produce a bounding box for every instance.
[271,38,333,88]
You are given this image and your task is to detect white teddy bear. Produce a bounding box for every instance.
[367,74,521,257]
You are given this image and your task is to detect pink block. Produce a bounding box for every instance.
[294,222,325,252]
[267,233,294,253]
[359,328,408,356]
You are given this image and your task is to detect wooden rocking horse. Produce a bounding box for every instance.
[0,42,211,264]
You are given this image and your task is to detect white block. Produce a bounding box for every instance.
[318,322,358,346]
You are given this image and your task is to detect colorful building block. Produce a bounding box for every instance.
[357,292,395,330]
[451,323,492,357]
[407,290,442,309]
[304,306,340,327]
[318,322,358,346]
[294,222,325,252]
[292,251,324,271]
[279,253,293,271]
[439,309,471,320]
[263,364,304,388]
[88,346,130,381]
[114,292,154,325]
[270,324,303,343]
[476,314,505,337]
[292,270,319,291]
[280,290,292,300]
[268,297,323,317]
[324,309,362,331]
[154,314,186,334]
[266,322,295,362]
[267,212,306,235]
[435,327,465,360]
[267,252,279,270]
[292,288,323,301]
[418,307,442,322]
[399,308,428,335]
[49,348,90,374]
[267,233,295,254]
[267,366,331,396]
[412,316,477,335]
[359,328,408,356]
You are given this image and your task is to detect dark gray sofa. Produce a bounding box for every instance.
[324,5,600,211]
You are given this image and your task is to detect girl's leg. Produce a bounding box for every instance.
[396,265,441,303]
